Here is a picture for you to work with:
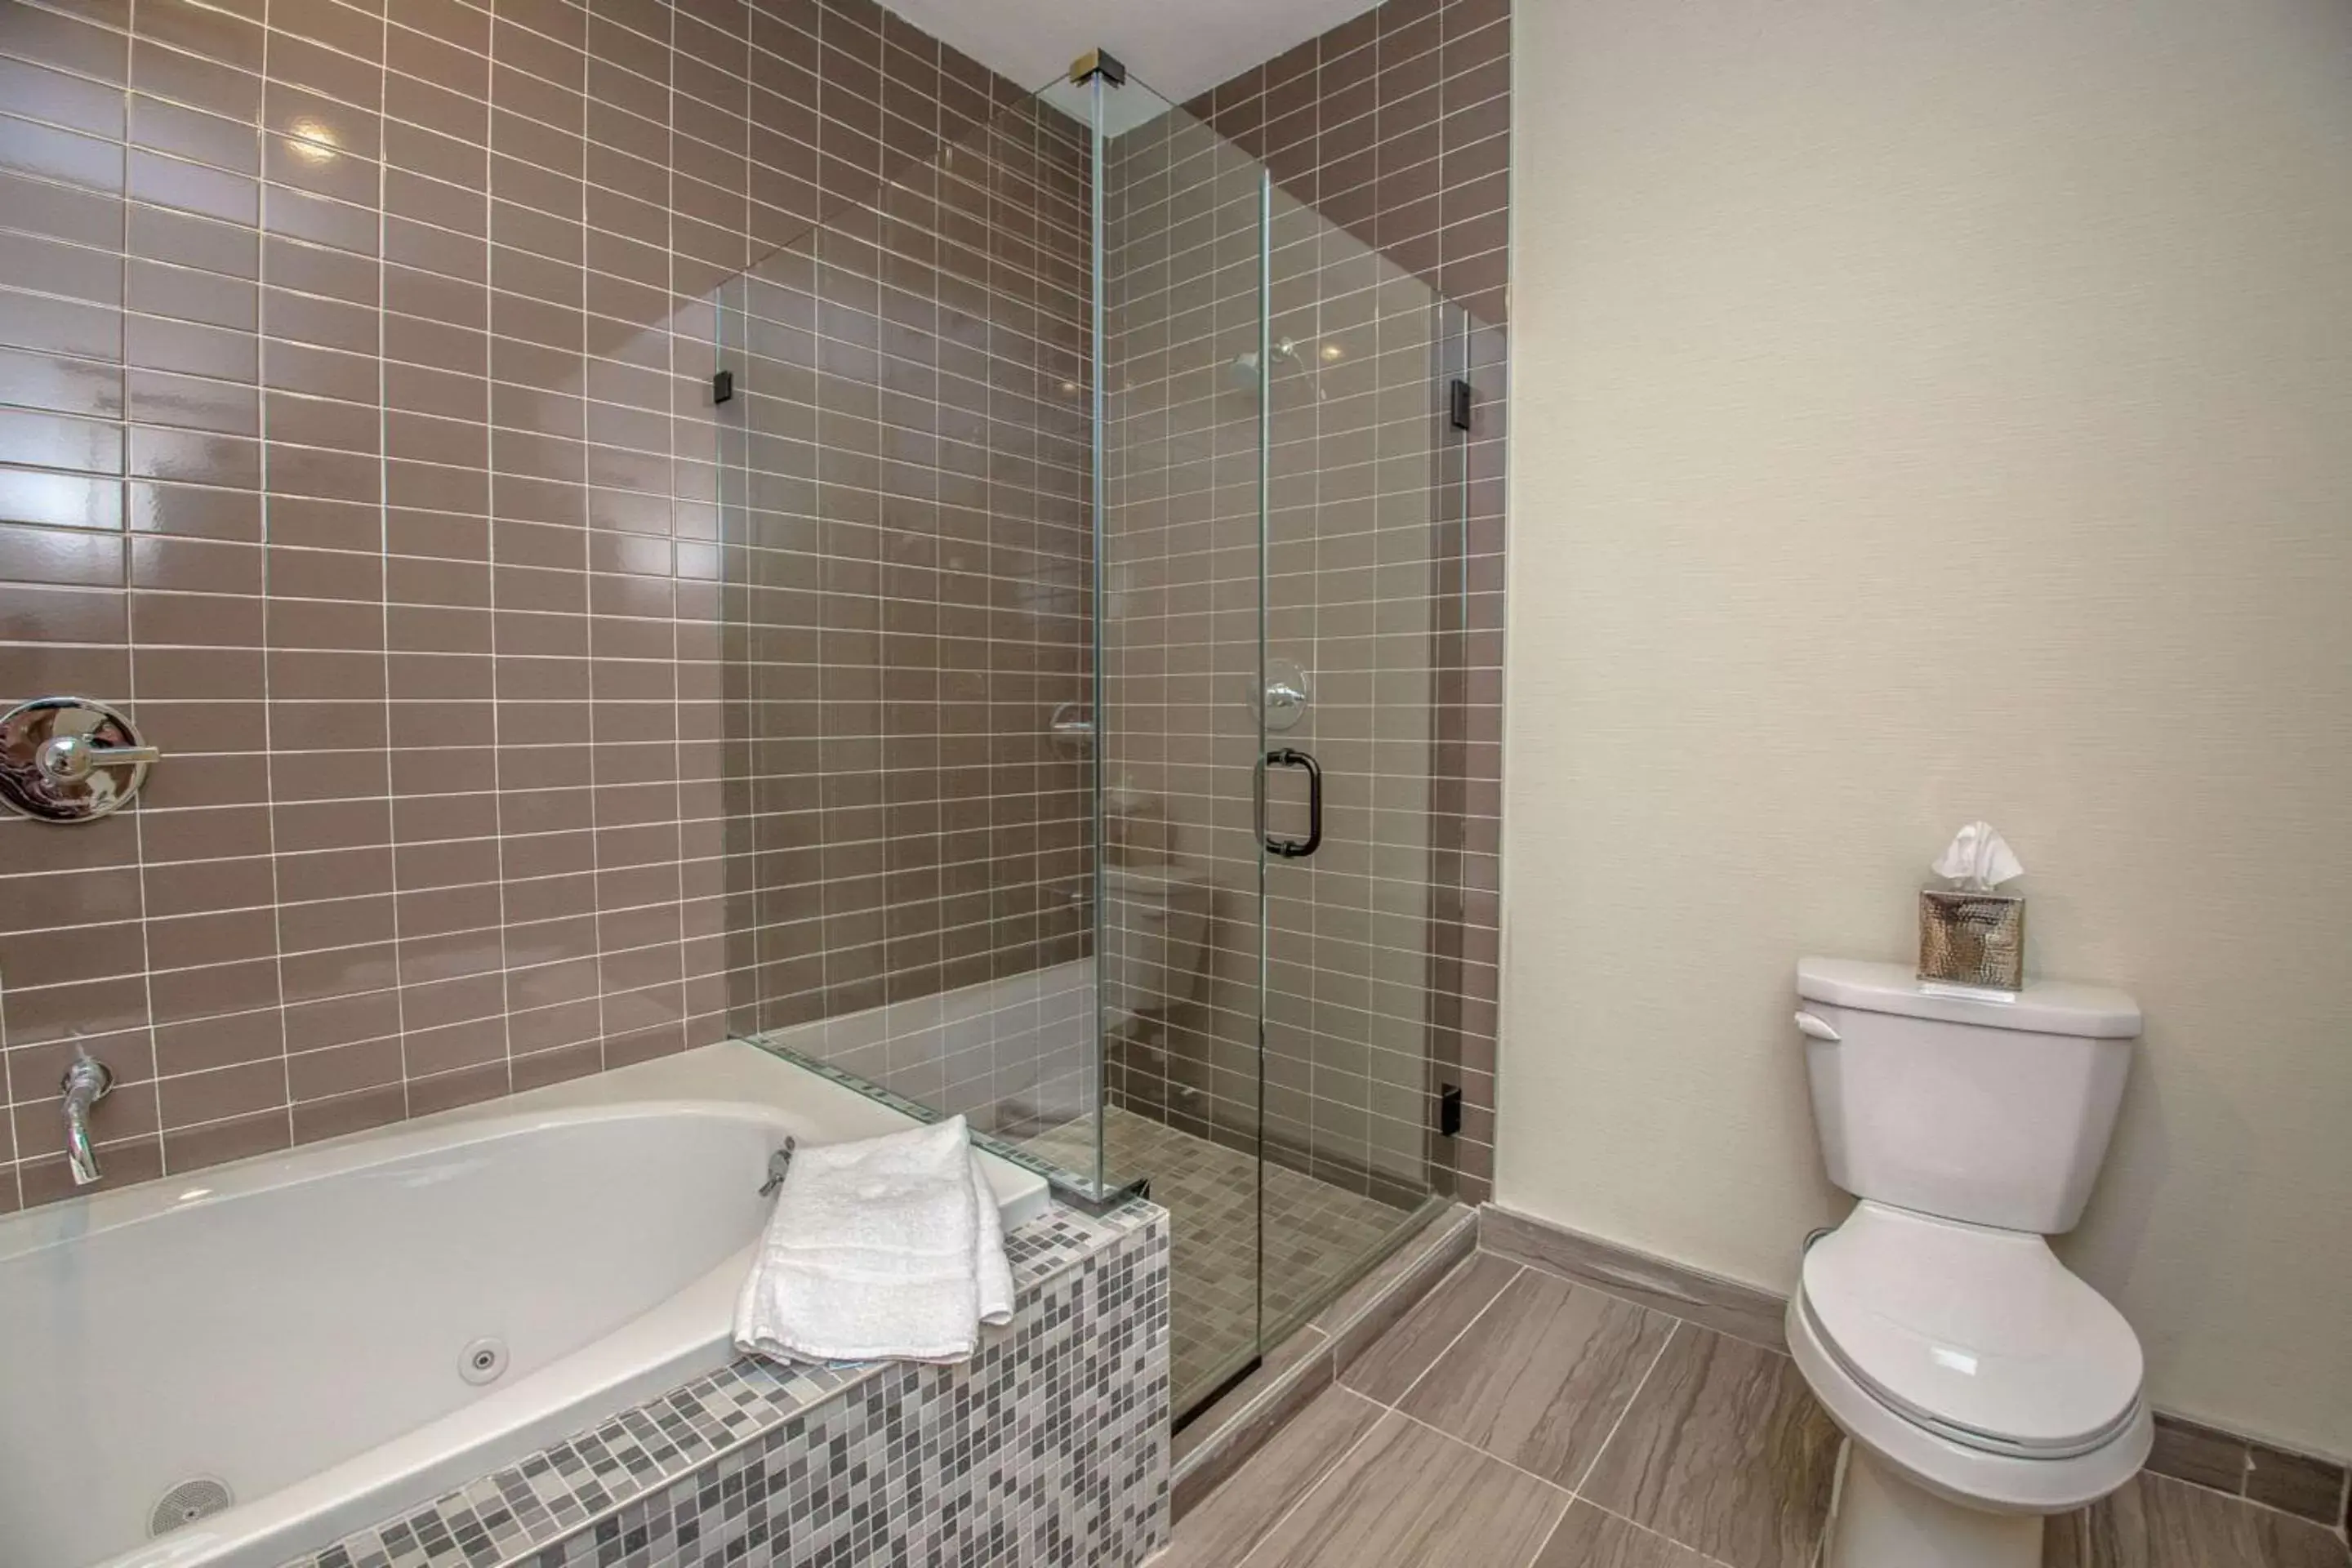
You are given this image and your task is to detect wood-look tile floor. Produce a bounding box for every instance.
[1154,1249,2352,1568]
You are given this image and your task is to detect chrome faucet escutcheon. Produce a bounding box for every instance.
[61,1047,114,1187]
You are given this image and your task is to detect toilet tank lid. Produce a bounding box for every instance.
[1797,958,2141,1039]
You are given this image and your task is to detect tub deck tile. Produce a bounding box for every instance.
[278,1197,1166,1568]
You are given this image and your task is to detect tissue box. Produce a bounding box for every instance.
[1918,889,2025,993]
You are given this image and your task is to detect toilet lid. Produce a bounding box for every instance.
[1800,1202,2144,1457]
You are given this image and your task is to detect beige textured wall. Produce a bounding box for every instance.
[1500,0,2352,1454]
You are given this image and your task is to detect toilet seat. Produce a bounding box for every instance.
[1788,1290,2152,1517]
[1799,1203,2143,1459]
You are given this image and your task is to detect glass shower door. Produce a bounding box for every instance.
[707,78,1100,1154]
[1248,179,1467,1356]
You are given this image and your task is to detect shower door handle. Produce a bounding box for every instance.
[1262,749,1322,858]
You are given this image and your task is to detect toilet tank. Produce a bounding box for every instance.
[1796,958,2141,1234]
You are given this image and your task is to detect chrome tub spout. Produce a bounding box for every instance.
[61,1048,114,1186]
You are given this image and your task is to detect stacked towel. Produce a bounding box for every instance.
[732,1116,1015,1365]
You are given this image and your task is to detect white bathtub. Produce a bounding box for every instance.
[0,1041,1049,1568]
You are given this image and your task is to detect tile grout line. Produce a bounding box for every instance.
[1566,1317,1680,1499]
[1499,1240,1792,1359]
[1217,1394,1405,1568]
[572,0,635,1085]
[1372,1252,1521,1411]
[368,0,405,1129]
[2165,1468,2352,1537]
[121,0,170,1189]
[1376,1405,1576,1568]
[207,0,294,1169]
[1385,1401,1579,1499]
[1559,1493,1747,1568]
[1514,1321,1736,1568]
[479,0,514,1108]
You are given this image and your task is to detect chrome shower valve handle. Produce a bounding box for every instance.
[36,731,163,784]
[0,697,162,822]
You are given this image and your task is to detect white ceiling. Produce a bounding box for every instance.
[878,0,1383,106]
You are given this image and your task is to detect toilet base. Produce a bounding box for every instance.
[1828,1443,2043,1568]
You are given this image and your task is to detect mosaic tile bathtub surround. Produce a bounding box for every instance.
[1022,1104,1418,1408]
[287,1201,1169,1568]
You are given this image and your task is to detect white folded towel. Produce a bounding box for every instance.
[732,1116,1016,1365]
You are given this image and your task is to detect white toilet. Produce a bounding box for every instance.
[1789,957,2150,1568]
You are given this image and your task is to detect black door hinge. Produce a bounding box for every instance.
[711,368,734,404]
[1448,377,1472,431]
[1438,1084,1463,1138]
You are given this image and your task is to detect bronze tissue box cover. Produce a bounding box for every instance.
[1918,889,2025,992]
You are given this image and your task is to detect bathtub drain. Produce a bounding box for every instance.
[149,1477,233,1537]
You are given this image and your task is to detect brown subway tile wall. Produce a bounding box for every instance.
[1101,0,1508,1205]
[715,91,1099,1112]
[0,0,1065,1210]
[1200,0,1511,326]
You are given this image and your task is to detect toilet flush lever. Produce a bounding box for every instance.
[1793,1011,1841,1042]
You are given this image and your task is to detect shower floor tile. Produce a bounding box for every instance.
[1018,1106,1419,1410]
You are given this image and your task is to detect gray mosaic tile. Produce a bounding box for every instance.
[1023,1107,1414,1407]
[285,1203,1169,1568]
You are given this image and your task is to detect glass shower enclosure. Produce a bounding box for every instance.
[706,55,1474,1419]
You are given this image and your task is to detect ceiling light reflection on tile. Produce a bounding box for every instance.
[286,118,340,164]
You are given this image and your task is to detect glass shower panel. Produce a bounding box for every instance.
[1249,179,1463,1346]
[715,89,1103,1177]
[1085,82,1272,1410]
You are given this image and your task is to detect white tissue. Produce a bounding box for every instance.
[1931,822,2025,891]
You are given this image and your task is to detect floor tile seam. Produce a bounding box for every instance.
[1514,1490,1581,1568]
[2142,1468,2352,1543]
[1565,1316,1683,1499]
[1224,1389,1398,1568]
[1488,1245,1791,1358]
[1377,1256,1526,1411]
[1388,1401,1583,1499]
[1370,1405,1581,1568]
[1530,1492,1747,1568]
[2216,1477,2352,1536]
